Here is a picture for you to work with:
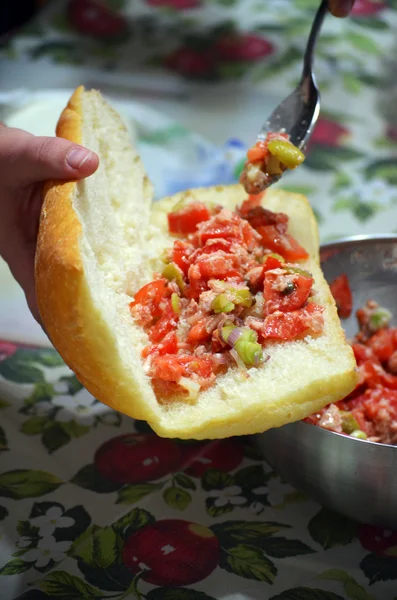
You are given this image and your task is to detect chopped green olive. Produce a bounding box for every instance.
[235,340,264,366]
[212,294,235,314]
[369,307,392,332]
[171,293,181,314]
[161,249,171,264]
[281,282,296,296]
[267,139,305,170]
[162,263,185,293]
[341,411,360,435]
[350,430,367,440]
[228,288,253,308]
[287,267,312,278]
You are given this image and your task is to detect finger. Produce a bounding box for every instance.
[329,0,354,17]
[0,127,99,188]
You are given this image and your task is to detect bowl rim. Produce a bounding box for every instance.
[321,233,397,250]
[302,233,397,450]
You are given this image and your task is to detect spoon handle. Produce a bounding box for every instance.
[302,0,329,80]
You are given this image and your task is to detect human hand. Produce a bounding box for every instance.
[329,0,356,17]
[0,124,98,323]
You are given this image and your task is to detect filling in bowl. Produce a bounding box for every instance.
[129,193,324,402]
[307,274,397,445]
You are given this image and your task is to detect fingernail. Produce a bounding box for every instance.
[66,147,93,169]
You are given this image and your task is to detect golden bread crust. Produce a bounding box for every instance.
[35,86,358,439]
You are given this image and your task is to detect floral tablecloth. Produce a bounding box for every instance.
[1,1,397,599]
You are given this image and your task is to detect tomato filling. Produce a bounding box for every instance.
[306,289,397,445]
[240,132,305,195]
[130,194,323,402]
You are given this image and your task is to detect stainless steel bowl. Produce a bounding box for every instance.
[253,234,397,528]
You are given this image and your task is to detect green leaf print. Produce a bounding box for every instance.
[308,508,357,550]
[174,473,196,490]
[365,159,397,185]
[0,359,44,384]
[360,553,397,584]
[71,463,123,493]
[163,486,192,510]
[38,570,102,598]
[201,469,235,491]
[234,465,269,489]
[17,520,40,540]
[62,420,90,439]
[92,525,118,569]
[346,32,381,56]
[0,557,33,576]
[0,505,8,521]
[205,498,235,518]
[305,146,364,171]
[116,483,164,505]
[0,470,63,499]
[270,589,345,600]
[352,16,389,31]
[22,382,54,408]
[147,589,217,600]
[261,537,314,558]
[0,426,8,452]
[219,544,277,583]
[319,569,376,600]
[21,416,50,435]
[112,507,155,539]
[211,521,290,547]
[42,423,71,453]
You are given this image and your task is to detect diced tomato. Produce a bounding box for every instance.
[247,142,268,163]
[263,272,313,313]
[246,256,284,292]
[172,240,194,276]
[188,319,212,344]
[360,360,397,390]
[368,328,396,362]
[238,193,265,217]
[149,302,178,344]
[351,342,374,364]
[256,225,308,261]
[223,269,245,283]
[194,210,259,250]
[150,354,214,382]
[244,207,289,233]
[259,304,323,341]
[192,252,238,280]
[189,239,233,263]
[142,331,178,358]
[168,201,211,235]
[187,277,208,301]
[330,274,353,319]
[130,279,168,323]
[263,255,284,271]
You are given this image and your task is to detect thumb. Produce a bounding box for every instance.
[0,126,99,188]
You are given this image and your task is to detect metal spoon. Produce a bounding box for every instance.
[258,0,328,151]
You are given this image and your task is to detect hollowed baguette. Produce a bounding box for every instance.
[35,86,358,439]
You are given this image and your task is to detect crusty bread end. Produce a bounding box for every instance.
[35,86,358,439]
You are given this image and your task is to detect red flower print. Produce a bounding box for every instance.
[165,48,215,77]
[0,341,17,361]
[181,438,244,478]
[122,519,220,586]
[147,0,201,8]
[94,433,182,484]
[215,34,274,62]
[309,117,350,148]
[359,524,397,557]
[67,0,128,38]
[351,0,387,17]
